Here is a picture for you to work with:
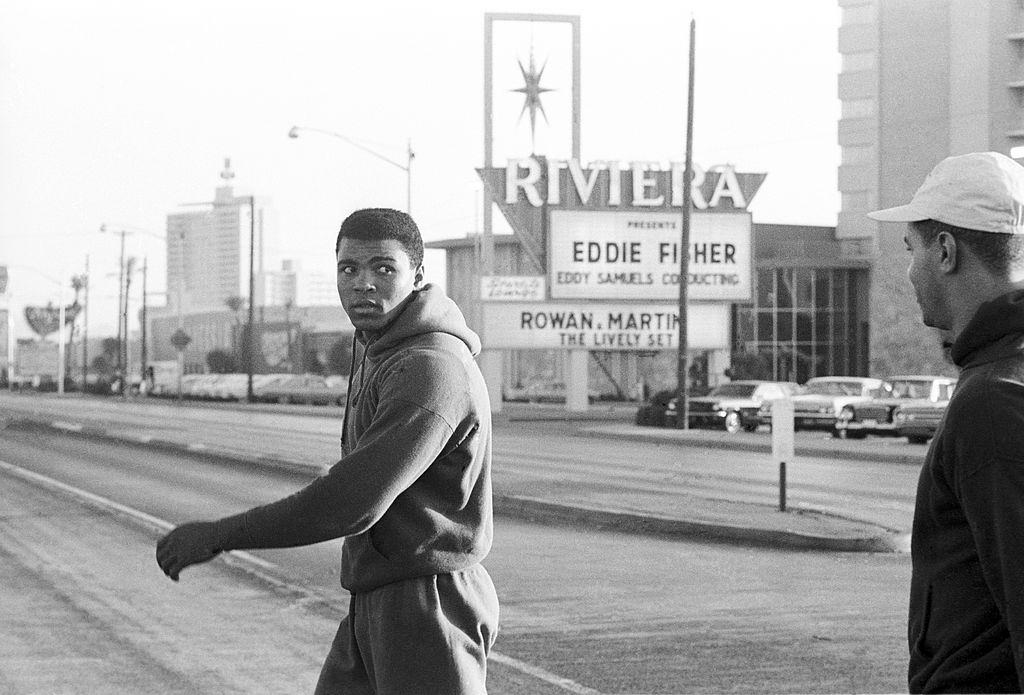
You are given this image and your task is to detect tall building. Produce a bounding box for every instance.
[165,159,270,316]
[256,260,338,308]
[837,0,1022,375]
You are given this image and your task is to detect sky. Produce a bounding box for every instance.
[0,0,841,339]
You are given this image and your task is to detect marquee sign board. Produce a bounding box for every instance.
[476,159,766,274]
[481,301,729,351]
[548,210,752,301]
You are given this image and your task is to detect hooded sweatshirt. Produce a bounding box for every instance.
[214,284,493,593]
[909,289,1024,693]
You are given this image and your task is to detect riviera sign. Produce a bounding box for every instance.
[504,157,763,211]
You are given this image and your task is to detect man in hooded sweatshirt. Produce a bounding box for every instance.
[156,208,499,694]
[868,152,1024,693]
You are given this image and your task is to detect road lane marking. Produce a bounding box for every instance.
[50,420,83,432]
[0,459,282,575]
[489,652,602,694]
[0,457,600,695]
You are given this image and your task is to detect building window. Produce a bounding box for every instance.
[842,98,876,119]
[841,145,875,165]
[733,267,866,382]
[841,51,875,73]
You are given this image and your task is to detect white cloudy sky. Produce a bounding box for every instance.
[0,0,840,337]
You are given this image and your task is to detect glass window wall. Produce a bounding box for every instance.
[733,267,866,382]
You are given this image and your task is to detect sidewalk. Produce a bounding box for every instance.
[0,392,909,553]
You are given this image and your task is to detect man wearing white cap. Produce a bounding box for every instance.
[869,151,1024,693]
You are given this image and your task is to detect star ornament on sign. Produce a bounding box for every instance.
[511,49,554,152]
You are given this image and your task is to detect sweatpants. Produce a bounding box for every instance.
[313,564,500,695]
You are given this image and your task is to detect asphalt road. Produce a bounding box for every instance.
[0,427,913,693]
[0,393,922,533]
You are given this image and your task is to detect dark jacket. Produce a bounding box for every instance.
[909,289,1024,693]
[218,284,493,593]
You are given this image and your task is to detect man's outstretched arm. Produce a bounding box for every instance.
[155,396,456,581]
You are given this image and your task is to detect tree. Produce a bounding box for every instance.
[206,349,237,374]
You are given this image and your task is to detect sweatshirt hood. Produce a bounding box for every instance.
[951,288,1024,366]
[360,283,481,358]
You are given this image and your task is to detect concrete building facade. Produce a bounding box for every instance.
[837,0,1022,376]
[165,160,270,316]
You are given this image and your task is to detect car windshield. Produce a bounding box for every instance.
[890,380,934,399]
[708,383,758,398]
[804,380,865,396]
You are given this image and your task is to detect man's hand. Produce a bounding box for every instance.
[156,521,224,581]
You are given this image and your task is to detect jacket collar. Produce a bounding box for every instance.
[952,289,1024,368]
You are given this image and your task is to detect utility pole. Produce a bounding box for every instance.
[101,225,133,395]
[140,256,148,393]
[82,255,89,390]
[675,16,696,430]
[246,196,255,402]
[116,233,126,393]
[123,256,136,399]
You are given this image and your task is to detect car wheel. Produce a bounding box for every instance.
[723,411,741,434]
[742,422,758,433]
[907,434,930,444]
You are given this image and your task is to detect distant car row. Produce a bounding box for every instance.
[153,373,348,406]
[636,375,956,444]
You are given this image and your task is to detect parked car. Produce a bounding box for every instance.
[256,374,347,406]
[506,380,600,404]
[635,389,678,427]
[664,380,802,433]
[893,380,958,444]
[834,375,957,439]
[759,376,892,431]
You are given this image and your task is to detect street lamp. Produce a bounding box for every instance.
[288,125,414,213]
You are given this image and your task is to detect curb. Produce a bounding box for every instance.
[583,427,927,466]
[494,494,909,553]
[2,415,905,553]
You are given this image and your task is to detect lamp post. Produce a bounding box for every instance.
[288,125,414,213]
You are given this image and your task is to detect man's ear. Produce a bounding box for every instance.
[937,231,959,274]
[414,264,425,287]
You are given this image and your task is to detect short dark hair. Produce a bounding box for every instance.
[335,208,424,268]
[911,219,1024,277]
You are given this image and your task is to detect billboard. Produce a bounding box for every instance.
[548,210,753,301]
[482,302,729,351]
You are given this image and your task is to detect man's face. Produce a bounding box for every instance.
[904,225,949,329]
[336,237,422,332]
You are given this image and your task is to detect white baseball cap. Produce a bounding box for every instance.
[867,151,1024,234]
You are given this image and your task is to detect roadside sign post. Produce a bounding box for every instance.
[771,398,795,512]
[170,328,191,402]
